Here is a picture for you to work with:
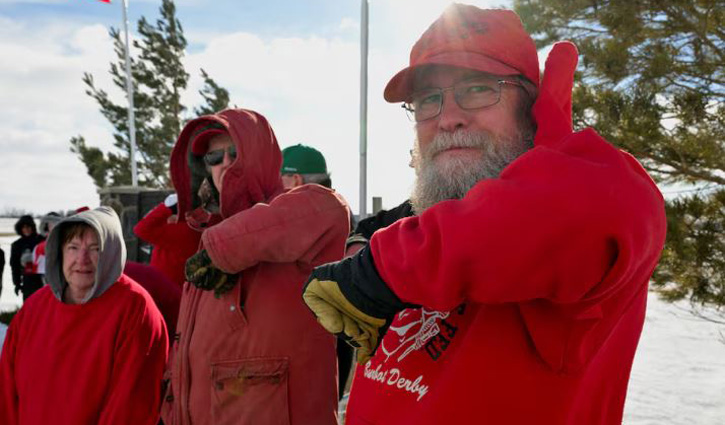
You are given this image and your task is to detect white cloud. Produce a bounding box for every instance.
[338,17,359,32]
[0,15,115,213]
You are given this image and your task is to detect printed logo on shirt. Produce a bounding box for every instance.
[381,303,467,363]
[363,362,430,401]
[360,304,467,401]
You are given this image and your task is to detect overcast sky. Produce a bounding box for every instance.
[0,0,512,216]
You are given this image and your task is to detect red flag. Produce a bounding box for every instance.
[97,0,111,3]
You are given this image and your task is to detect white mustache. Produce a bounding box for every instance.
[410,128,533,215]
[424,131,492,159]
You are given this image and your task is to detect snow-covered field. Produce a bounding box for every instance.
[0,218,723,423]
[624,295,725,425]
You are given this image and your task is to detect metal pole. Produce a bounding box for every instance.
[359,0,369,219]
[121,0,138,187]
[372,196,383,215]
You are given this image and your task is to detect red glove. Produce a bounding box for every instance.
[532,41,579,147]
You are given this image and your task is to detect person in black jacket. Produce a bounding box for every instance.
[352,201,413,239]
[344,148,416,255]
[10,215,45,301]
[0,248,5,296]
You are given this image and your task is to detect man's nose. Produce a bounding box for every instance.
[437,91,469,133]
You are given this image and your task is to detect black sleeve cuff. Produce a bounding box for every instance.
[344,245,416,318]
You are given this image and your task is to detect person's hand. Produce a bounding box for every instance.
[185,250,236,298]
[20,250,34,267]
[304,276,388,365]
[302,248,409,364]
[164,193,178,215]
[532,41,578,146]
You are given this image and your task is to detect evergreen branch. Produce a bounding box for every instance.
[645,152,725,185]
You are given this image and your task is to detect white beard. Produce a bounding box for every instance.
[410,129,533,214]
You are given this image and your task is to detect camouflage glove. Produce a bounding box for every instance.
[185,249,237,298]
[302,246,412,364]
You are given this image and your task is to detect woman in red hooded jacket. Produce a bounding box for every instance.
[161,109,350,425]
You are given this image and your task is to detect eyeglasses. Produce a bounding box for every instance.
[402,75,525,122]
[203,145,237,167]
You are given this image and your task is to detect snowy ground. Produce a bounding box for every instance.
[623,293,725,425]
[1,218,723,423]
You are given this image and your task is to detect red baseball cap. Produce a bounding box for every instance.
[190,123,228,156]
[384,5,540,103]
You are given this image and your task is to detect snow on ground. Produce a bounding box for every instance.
[624,293,725,425]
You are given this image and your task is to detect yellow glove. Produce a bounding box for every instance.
[303,278,388,364]
[302,247,410,364]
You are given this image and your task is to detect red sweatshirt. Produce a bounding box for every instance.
[0,276,168,425]
[124,261,181,341]
[345,128,667,425]
[133,202,201,287]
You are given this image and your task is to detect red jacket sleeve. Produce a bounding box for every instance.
[96,299,169,425]
[202,184,350,273]
[0,310,22,425]
[370,129,667,312]
[134,203,200,252]
[133,203,175,246]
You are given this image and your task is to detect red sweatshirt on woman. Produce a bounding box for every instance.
[0,207,168,425]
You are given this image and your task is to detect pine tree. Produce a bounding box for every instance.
[195,68,232,116]
[514,0,725,311]
[72,0,230,189]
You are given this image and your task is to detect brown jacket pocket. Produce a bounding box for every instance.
[211,357,290,425]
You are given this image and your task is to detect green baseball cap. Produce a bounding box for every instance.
[281,144,328,174]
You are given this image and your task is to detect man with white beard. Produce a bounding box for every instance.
[303,4,667,425]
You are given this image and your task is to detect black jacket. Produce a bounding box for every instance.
[0,248,4,288]
[353,200,413,240]
[10,231,44,288]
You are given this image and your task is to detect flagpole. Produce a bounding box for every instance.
[359,0,369,220]
[121,0,138,187]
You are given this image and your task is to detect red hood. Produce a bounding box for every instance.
[170,109,284,228]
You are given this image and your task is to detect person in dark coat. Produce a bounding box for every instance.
[9,215,44,301]
[0,248,5,296]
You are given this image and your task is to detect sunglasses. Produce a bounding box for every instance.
[203,145,237,167]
